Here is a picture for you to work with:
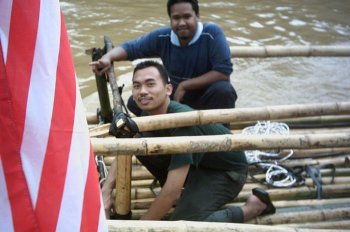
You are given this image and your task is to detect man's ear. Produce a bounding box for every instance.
[166,83,173,96]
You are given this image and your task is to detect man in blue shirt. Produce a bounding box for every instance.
[91,0,237,116]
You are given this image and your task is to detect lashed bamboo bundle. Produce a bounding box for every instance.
[107,219,344,232]
[230,45,350,57]
[91,102,350,226]
[91,133,350,156]
[89,102,350,137]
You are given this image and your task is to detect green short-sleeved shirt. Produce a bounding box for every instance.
[142,101,247,172]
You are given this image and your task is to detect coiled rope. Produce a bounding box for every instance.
[242,121,299,188]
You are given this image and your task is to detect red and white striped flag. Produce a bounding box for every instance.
[0,1,107,231]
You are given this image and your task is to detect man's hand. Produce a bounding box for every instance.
[89,57,112,76]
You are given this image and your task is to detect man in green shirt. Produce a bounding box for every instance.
[103,60,275,221]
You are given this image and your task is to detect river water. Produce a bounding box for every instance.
[60,0,350,113]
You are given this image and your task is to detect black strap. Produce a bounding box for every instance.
[109,111,139,138]
[305,165,322,199]
[305,164,336,199]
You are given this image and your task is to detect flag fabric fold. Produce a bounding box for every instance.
[0,0,107,231]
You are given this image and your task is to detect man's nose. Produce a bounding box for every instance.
[139,85,148,93]
[179,18,186,26]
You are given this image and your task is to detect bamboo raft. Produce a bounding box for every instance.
[87,43,350,231]
[90,102,350,231]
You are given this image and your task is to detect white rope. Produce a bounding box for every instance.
[242,121,293,163]
[265,164,297,187]
[242,121,297,187]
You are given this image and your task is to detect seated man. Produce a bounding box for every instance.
[90,0,237,117]
[103,60,275,221]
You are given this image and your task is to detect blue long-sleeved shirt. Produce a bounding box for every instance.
[121,22,233,89]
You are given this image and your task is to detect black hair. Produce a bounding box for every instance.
[167,0,199,17]
[133,60,170,84]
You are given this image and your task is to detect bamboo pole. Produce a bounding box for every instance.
[247,207,350,225]
[289,128,350,135]
[281,147,350,158]
[130,174,350,193]
[87,113,99,125]
[88,113,350,129]
[129,175,350,194]
[91,133,350,156]
[129,184,350,201]
[230,45,350,57]
[130,197,350,212]
[125,167,350,183]
[281,154,349,167]
[230,115,350,130]
[266,197,350,209]
[107,219,344,232]
[89,102,350,137]
[235,184,350,202]
[103,148,350,165]
[104,36,132,218]
[275,220,350,229]
[115,154,132,216]
[131,168,154,180]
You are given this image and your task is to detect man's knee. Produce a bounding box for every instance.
[211,81,237,98]
[203,81,237,109]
